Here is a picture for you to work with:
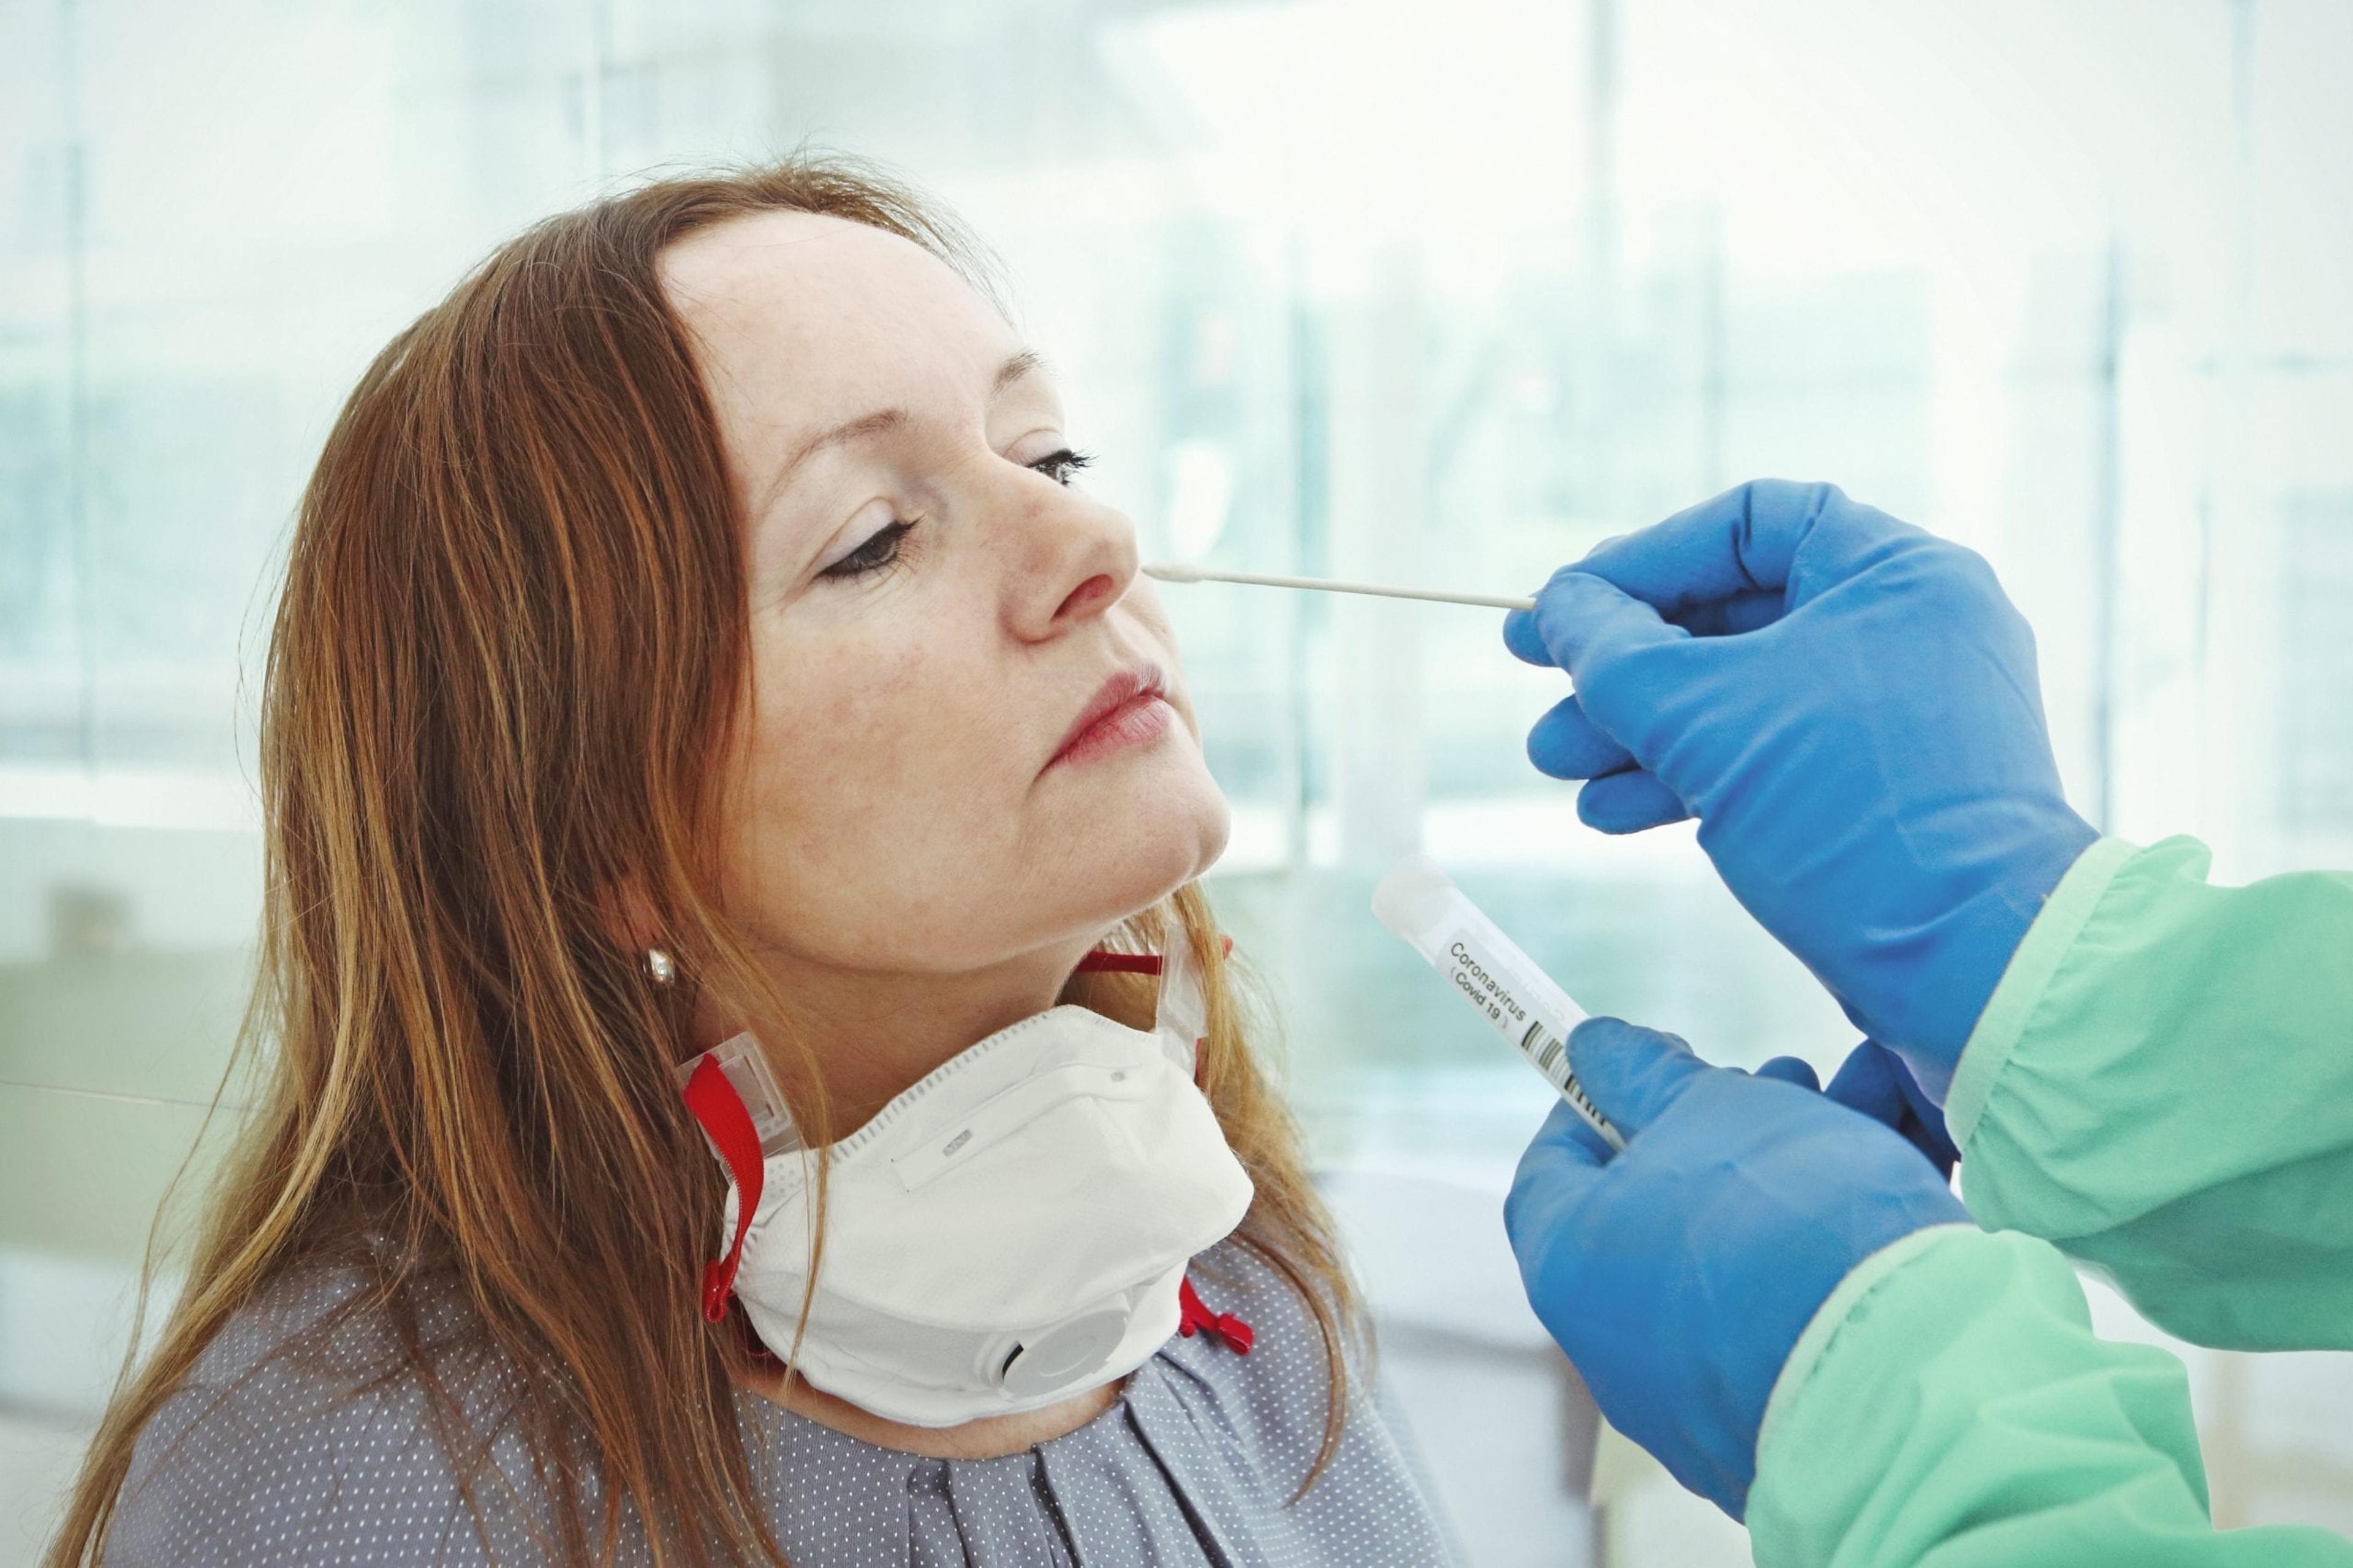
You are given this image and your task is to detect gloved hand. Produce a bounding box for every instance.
[1506,1017,1970,1518]
[1761,1040,1961,1178]
[1504,480,2099,1095]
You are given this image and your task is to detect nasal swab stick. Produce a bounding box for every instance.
[1143,562,1536,613]
[1373,854,1625,1149]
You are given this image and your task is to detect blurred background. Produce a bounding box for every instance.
[4,0,2352,1561]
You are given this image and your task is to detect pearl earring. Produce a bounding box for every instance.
[646,947,676,987]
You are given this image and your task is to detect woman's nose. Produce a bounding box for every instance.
[1051,570,1121,624]
[1004,486,1140,643]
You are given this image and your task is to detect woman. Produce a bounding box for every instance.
[48,159,1458,1566]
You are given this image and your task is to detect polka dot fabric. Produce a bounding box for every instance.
[106,1240,1461,1565]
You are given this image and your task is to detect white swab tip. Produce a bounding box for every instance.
[1141,561,1205,583]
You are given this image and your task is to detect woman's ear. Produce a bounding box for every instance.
[602,879,664,965]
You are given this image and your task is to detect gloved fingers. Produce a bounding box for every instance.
[1503,603,1559,668]
[1827,1040,1961,1180]
[1753,1055,1821,1091]
[1881,1043,1947,1119]
[1569,480,1830,613]
[1577,770,1691,833]
[1523,571,1693,683]
[1887,1046,1963,1175]
[1904,1115,1963,1180]
[1498,534,1639,664]
[1530,1094,1615,1164]
[1563,1017,1711,1135]
[1503,1099,1609,1262]
[1526,694,1635,779]
[1669,588,1784,638]
[1823,1039,1906,1126]
[1575,480,1922,618]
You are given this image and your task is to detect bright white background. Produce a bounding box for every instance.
[4,1,2351,1562]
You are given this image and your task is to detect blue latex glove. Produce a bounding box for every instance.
[1760,1041,1961,1178]
[1506,1017,1971,1518]
[1504,480,2099,1094]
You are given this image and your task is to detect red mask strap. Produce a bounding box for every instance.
[1076,950,1162,975]
[1079,944,1234,1085]
[1074,937,1233,977]
[1178,1274,1254,1354]
[680,1056,767,1323]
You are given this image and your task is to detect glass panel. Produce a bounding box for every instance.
[0,1081,219,1409]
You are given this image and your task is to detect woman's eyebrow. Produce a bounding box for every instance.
[759,352,1051,514]
[760,408,906,514]
[994,349,1047,393]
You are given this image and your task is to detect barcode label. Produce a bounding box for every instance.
[1441,928,1621,1148]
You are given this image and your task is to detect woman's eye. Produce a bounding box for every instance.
[813,455,1089,585]
[818,520,914,581]
[1028,447,1096,487]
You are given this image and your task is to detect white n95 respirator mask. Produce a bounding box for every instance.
[676,939,1256,1428]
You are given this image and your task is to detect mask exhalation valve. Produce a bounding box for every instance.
[995,1306,1131,1398]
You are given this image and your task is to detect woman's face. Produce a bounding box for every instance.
[662,211,1229,981]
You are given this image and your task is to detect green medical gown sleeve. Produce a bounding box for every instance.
[1746,836,2353,1566]
[1946,835,2353,1350]
[1746,1225,2353,1566]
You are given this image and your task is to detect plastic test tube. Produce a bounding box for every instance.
[1372,854,1625,1150]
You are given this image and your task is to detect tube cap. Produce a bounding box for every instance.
[1371,854,1458,953]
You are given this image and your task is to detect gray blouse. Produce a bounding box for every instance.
[106,1239,1461,1565]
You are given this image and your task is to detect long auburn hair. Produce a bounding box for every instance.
[49,157,1362,1566]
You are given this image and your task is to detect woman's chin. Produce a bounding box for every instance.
[1149,753,1232,883]
[1169,792,1232,889]
[1080,770,1231,921]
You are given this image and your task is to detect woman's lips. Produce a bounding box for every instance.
[1054,692,1172,768]
[1050,667,1173,770]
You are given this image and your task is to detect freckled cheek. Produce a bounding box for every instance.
[743,637,1011,850]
